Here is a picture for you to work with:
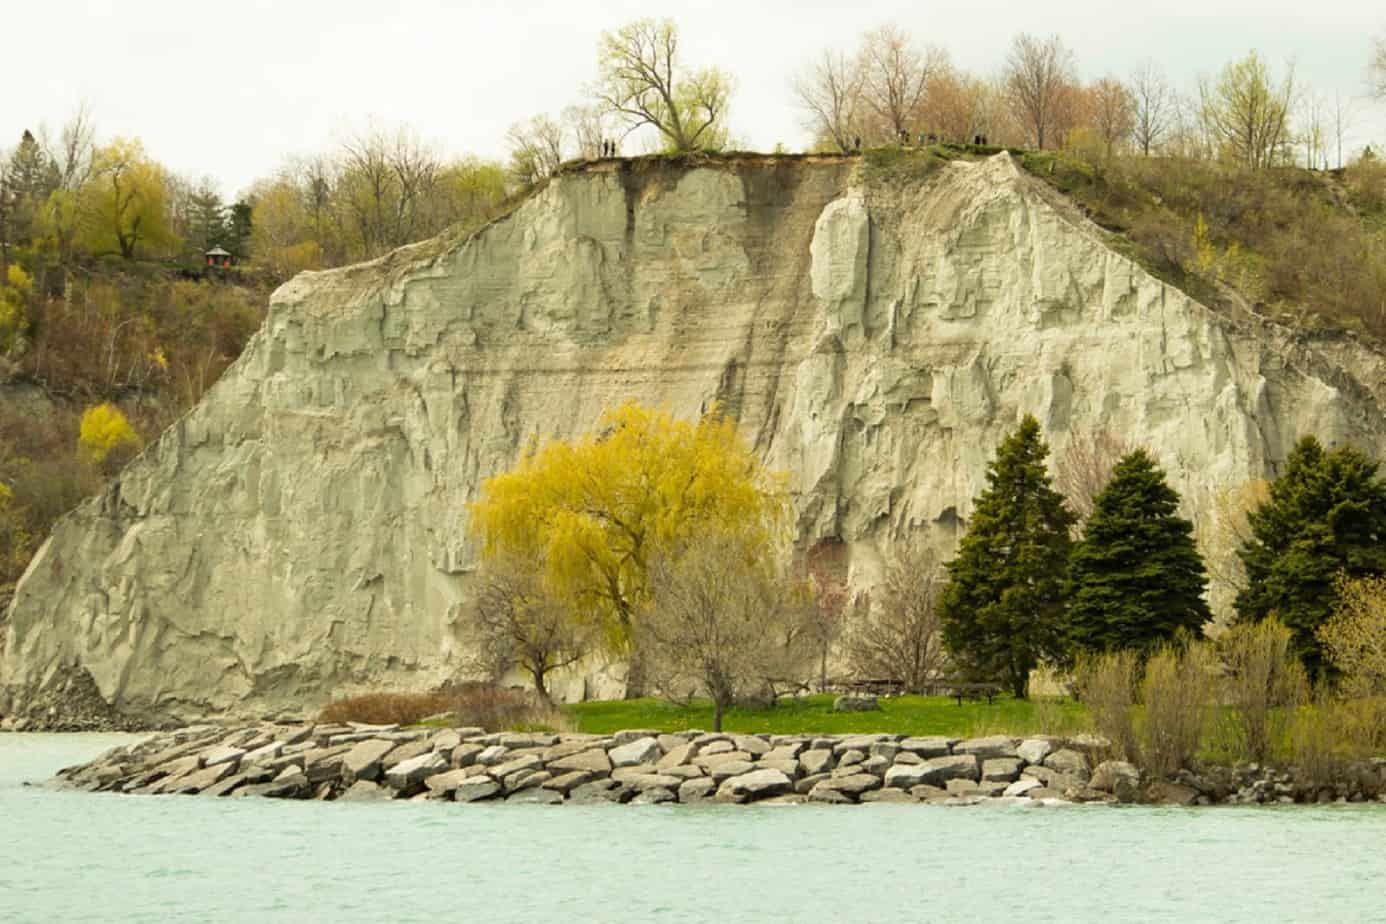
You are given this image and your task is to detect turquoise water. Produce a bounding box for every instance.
[3,734,1385,923]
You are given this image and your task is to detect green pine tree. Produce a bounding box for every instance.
[939,415,1075,698]
[1235,436,1386,676]
[1066,449,1210,655]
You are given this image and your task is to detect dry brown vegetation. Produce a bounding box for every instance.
[318,683,568,731]
[1022,150,1386,341]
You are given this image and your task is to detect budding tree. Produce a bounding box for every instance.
[856,24,944,141]
[1199,51,1296,170]
[845,547,946,693]
[593,18,734,153]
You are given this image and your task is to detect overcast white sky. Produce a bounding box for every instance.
[6,0,1384,199]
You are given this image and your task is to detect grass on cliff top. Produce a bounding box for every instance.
[562,693,1086,738]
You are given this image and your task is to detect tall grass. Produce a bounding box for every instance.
[1139,643,1215,777]
[319,683,568,731]
[1075,650,1140,762]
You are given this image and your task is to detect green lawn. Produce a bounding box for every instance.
[562,694,1088,738]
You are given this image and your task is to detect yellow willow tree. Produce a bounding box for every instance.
[467,401,787,688]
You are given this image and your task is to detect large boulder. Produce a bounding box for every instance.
[1044,749,1092,781]
[716,769,793,803]
[549,749,612,775]
[833,694,879,713]
[609,737,661,767]
[341,738,396,784]
[385,751,447,791]
[920,754,980,785]
[1091,761,1141,803]
[953,736,1018,760]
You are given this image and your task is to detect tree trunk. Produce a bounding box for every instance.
[819,647,828,693]
[530,668,552,706]
[713,698,725,733]
[623,649,647,700]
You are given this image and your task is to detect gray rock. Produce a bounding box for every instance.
[883,763,933,789]
[758,759,801,780]
[1016,737,1054,766]
[953,735,1018,760]
[631,787,676,805]
[621,773,684,792]
[837,749,866,768]
[834,694,879,713]
[549,749,612,775]
[717,768,793,802]
[500,732,558,749]
[869,741,900,762]
[339,780,393,802]
[453,777,502,803]
[708,760,758,783]
[699,739,735,756]
[198,745,246,769]
[656,743,696,770]
[693,751,754,771]
[385,751,448,790]
[894,751,923,765]
[657,734,688,753]
[476,745,510,766]
[834,735,888,754]
[982,758,1023,783]
[341,738,395,783]
[862,755,891,776]
[897,736,954,758]
[423,768,473,798]
[172,762,236,794]
[199,773,249,798]
[921,754,980,784]
[242,741,284,765]
[568,780,624,803]
[612,729,663,746]
[861,788,915,803]
[1091,760,1141,803]
[450,744,484,768]
[382,739,431,769]
[815,772,881,796]
[264,768,308,798]
[807,784,855,804]
[427,730,463,753]
[1004,778,1043,797]
[677,778,718,803]
[1044,749,1091,781]
[763,743,805,762]
[732,735,771,757]
[507,787,564,804]
[795,772,831,794]
[489,753,543,780]
[542,771,594,794]
[800,749,836,775]
[759,793,808,804]
[909,784,947,800]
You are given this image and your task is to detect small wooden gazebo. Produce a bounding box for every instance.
[204,246,232,268]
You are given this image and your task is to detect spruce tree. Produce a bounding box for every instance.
[1066,449,1210,654]
[939,415,1075,698]
[1235,436,1386,676]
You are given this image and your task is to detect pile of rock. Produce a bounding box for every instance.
[50,724,1148,806]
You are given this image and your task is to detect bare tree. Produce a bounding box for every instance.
[1003,33,1079,150]
[1299,92,1330,170]
[1054,431,1133,527]
[336,125,443,258]
[857,24,943,141]
[802,539,850,690]
[466,554,591,704]
[640,532,811,731]
[1130,60,1176,156]
[563,104,609,160]
[593,18,734,153]
[1330,92,1358,169]
[1372,33,1386,100]
[844,546,946,692]
[792,48,864,152]
[505,114,566,185]
[39,104,97,274]
[1088,77,1136,157]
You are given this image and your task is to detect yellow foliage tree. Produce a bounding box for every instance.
[0,264,33,354]
[468,401,786,656]
[78,402,141,467]
[83,138,178,260]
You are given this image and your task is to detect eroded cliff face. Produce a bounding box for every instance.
[4,153,1384,728]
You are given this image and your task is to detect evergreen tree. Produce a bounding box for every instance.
[1235,436,1386,676]
[225,200,253,259]
[939,415,1075,697]
[1066,449,1210,655]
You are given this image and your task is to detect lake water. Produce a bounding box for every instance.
[3,734,1385,923]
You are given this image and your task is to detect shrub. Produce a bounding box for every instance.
[1212,618,1307,763]
[318,682,568,731]
[1319,574,1386,698]
[1075,649,1140,762]
[1139,641,1214,778]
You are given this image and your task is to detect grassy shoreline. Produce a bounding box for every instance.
[562,693,1087,738]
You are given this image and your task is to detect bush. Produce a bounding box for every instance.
[318,683,568,731]
[1319,575,1386,698]
[78,402,141,470]
[1213,618,1307,763]
[1075,649,1140,762]
[1139,642,1214,778]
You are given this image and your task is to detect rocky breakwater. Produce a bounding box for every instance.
[52,724,1152,806]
